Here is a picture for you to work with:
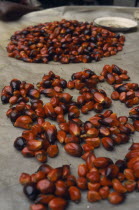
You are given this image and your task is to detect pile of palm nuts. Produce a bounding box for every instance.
[1,64,139,210]
[6,19,125,64]
[111,83,139,107]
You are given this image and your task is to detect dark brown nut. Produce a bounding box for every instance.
[36,179,55,194]
[1,93,10,104]
[76,177,88,190]
[87,190,101,202]
[10,79,21,90]
[64,143,83,157]
[108,192,125,204]
[48,197,67,210]
[47,145,59,158]
[69,186,81,203]
[14,136,27,151]
[99,186,110,199]
[23,183,39,201]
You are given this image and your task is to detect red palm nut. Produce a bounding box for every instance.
[68,186,81,203]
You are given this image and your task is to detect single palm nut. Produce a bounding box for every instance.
[111,91,120,100]
[47,145,59,157]
[108,192,125,204]
[68,186,81,202]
